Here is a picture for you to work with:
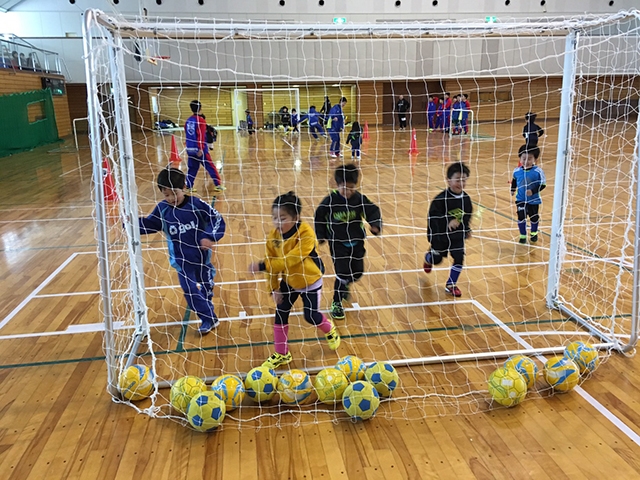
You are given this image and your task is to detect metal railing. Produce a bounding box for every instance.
[0,35,61,75]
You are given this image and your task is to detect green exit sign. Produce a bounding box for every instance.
[333,17,346,24]
[485,16,498,23]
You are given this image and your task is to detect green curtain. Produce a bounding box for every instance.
[0,89,60,157]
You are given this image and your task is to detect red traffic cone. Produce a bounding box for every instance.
[408,128,419,155]
[363,121,370,141]
[169,135,182,166]
[102,158,118,202]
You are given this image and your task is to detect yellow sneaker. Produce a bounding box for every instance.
[261,352,292,370]
[186,187,197,194]
[212,185,226,195]
[325,322,341,351]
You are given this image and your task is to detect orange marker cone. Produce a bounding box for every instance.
[363,121,370,141]
[169,135,182,166]
[408,128,419,155]
[102,158,118,202]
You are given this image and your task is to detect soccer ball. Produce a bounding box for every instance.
[277,369,314,405]
[118,364,154,401]
[564,341,600,374]
[170,375,207,414]
[364,362,399,397]
[342,381,380,420]
[504,355,538,389]
[314,367,349,404]
[186,391,226,432]
[244,366,278,403]
[544,356,580,392]
[210,374,245,411]
[487,367,528,407]
[335,355,366,382]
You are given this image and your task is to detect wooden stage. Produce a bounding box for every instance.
[0,122,639,479]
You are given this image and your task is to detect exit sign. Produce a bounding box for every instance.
[485,16,498,23]
[333,17,346,24]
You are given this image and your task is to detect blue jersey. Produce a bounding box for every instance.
[512,165,546,204]
[291,112,300,126]
[301,108,321,126]
[427,101,437,114]
[328,104,344,132]
[184,114,207,156]
[139,196,226,270]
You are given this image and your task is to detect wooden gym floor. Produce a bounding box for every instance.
[0,121,639,479]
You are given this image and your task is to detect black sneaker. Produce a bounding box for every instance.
[330,302,345,320]
[530,233,538,243]
[518,236,527,244]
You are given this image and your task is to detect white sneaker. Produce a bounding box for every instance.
[338,152,344,157]
[356,156,361,160]
[330,154,337,158]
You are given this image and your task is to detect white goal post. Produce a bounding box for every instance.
[82,8,640,424]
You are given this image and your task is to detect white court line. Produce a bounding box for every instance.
[471,298,640,448]
[0,253,79,331]
[0,299,466,339]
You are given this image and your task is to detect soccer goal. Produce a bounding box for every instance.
[83,9,640,426]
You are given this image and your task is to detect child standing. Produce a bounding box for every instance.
[328,97,347,158]
[423,162,473,297]
[314,164,382,320]
[511,145,546,244]
[523,112,545,149]
[139,167,226,335]
[443,92,452,133]
[249,192,341,369]
[462,94,471,134]
[245,109,254,134]
[184,100,223,194]
[290,108,300,134]
[427,95,437,132]
[451,95,462,135]
[345,122,362,160]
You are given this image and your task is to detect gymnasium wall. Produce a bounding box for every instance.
[0,70,71,137]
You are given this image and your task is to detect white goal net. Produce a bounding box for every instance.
[83,9,640,427]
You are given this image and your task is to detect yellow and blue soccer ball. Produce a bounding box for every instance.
[504,355,538,390]
[118,364,154,401]
[244,366,278,402]
[314,367,349,404]
[364,362,400,397]
[277,369,314,405]
[186,391,226,432]
[170,375,207,414]
[342,380,380,420]
[487,367,528,407]
[564,341,600,374]
[544,356,580,392]
[210,374,245,411]
[336,355,366,382]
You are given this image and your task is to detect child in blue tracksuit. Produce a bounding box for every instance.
[511,145,546,244]
[138,167,226,334]
[329,97,347,157]
[245,109,254,134]
[427,96,437,132]
[291,108,300,133]
[345,122,362,160]
[301,106,325,139]
[184,100,223,193]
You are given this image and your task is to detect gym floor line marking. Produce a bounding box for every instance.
[0,316,573,370]
[472,298,640,448]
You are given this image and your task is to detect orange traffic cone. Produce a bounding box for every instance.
[408,128,419,155]
[363,121,370,141]
[169,135,182,166]
[102,158,118,202]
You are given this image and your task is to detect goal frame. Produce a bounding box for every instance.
[82,9,640,397]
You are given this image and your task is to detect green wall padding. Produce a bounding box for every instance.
[0,89,61,157]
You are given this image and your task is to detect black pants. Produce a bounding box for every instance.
[330,241,366,303]
[275,281,323,326]
[516,202,540,223]
[398,114,407,129]
[430,241,465,266]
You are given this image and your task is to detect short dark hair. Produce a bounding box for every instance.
[157,167,186,191]
[525,112,537,122]
[518,144,540,159]
[335,163,359,185]
[190,100,201,114]
[446,162,470,179]
[272,191,302,217]
[340,96,347,103]
[310,105,316,110]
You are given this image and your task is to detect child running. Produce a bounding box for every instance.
[423,162,473,297]
[138,167,226,334]
[249,191,341,369]
[314,164,382,320]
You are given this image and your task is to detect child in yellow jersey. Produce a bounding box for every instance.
[249,191,341,369]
